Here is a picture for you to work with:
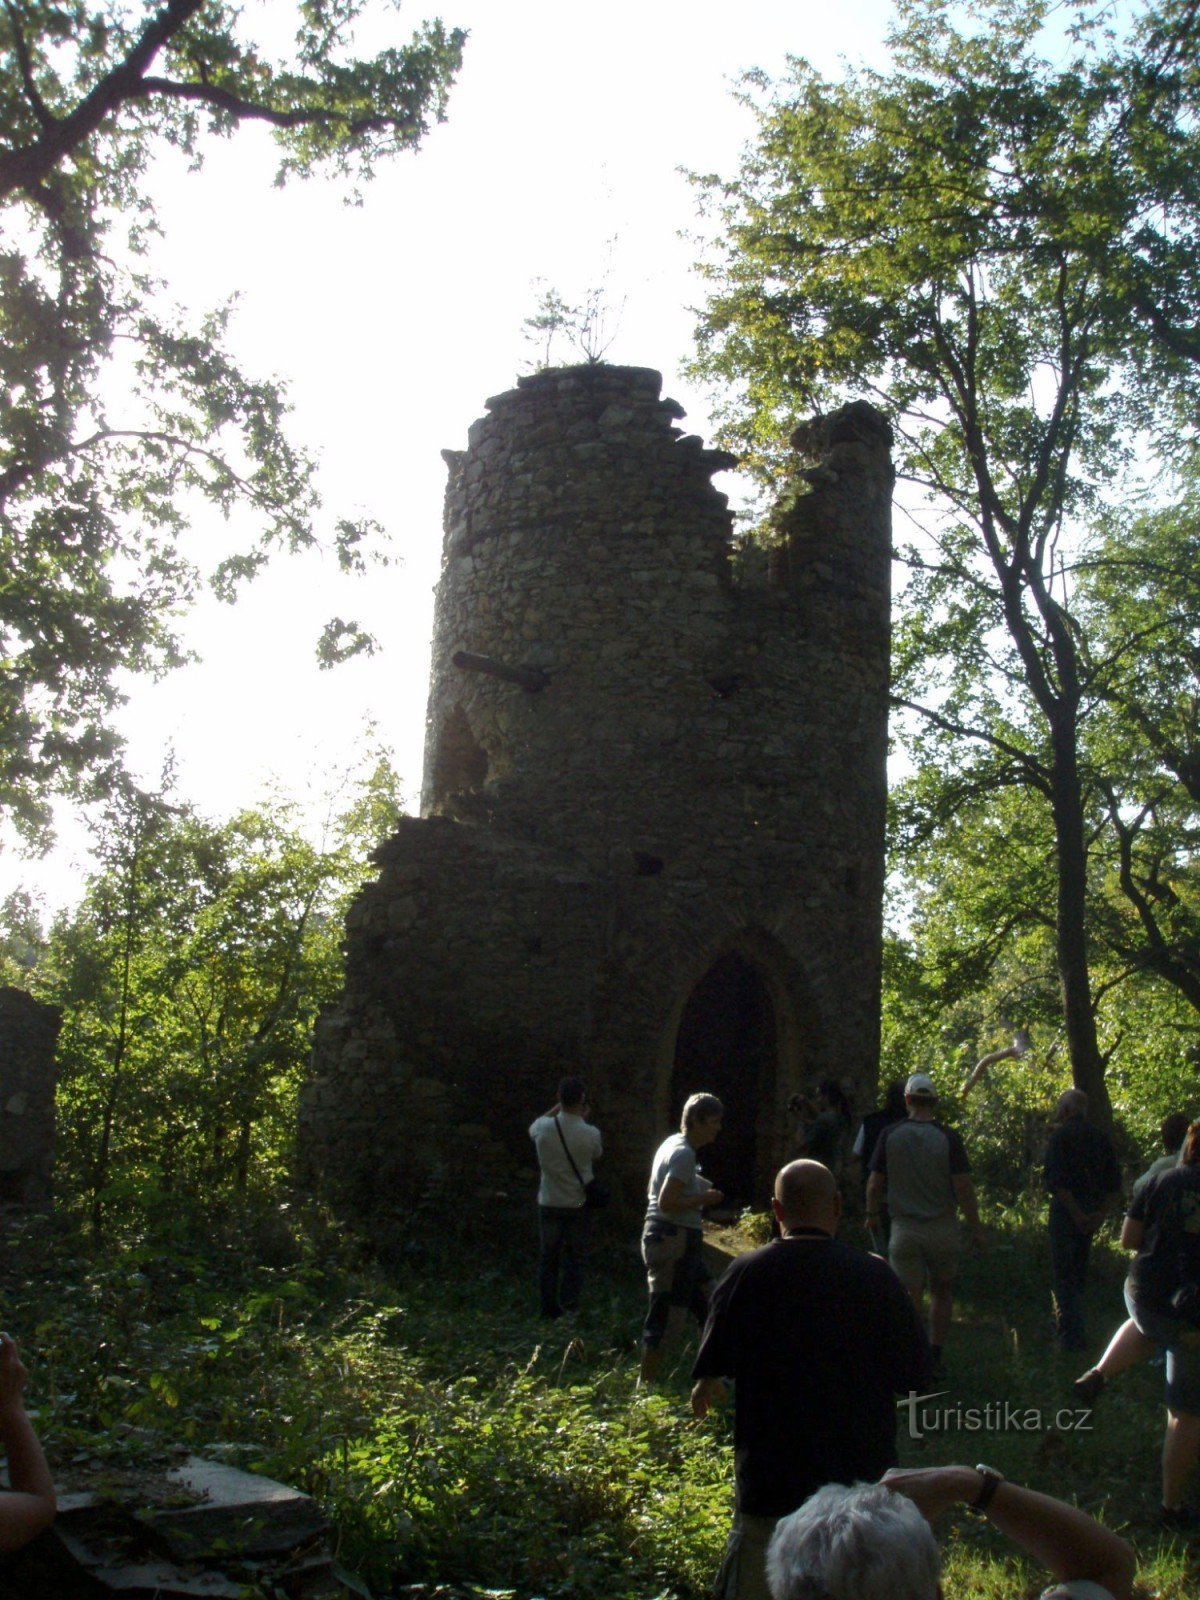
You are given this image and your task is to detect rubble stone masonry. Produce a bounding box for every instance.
[0,986,61,1205]
[299,364,893,1220]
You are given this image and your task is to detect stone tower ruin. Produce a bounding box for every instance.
[300,363,893,1214]
[0,986,61,1205]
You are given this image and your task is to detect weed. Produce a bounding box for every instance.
[0,1199,1194,1596]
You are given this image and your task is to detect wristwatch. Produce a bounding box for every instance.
[968,1464,1004,1515]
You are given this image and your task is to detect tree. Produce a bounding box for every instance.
[690,0,1200,1125]
[34,750,401,1231]
[887,459,1200,1064]
[0,1,463,836]
[891,458,1200,1043]
[1076,482,1200,1011]
[52,776,186,1234]
[0,886,45,985]
[521,260,625,370]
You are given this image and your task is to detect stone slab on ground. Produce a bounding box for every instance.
[152,1455,330,1559]
[85,1563,247,1597]
[0,1455,343,1598]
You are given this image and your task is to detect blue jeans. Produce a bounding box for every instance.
[538,1205,590,1318]
[1049,1199,1091,1350]
[1126,1283,1200,1415]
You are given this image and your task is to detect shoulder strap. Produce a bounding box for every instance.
[554,1115,588,1193]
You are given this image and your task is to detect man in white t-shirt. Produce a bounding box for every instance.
[529,1075,603,1319]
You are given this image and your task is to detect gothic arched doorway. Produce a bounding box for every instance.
[669,948,780,1210]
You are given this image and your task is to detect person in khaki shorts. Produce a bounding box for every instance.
[866,1072,986,1372]
[638,1093,725,1384]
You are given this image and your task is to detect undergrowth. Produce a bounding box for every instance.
[1,1197,1197,1597]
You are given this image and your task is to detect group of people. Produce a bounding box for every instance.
[528,1067,1200,1600]
[3,1068,1189,1594]
[529,1081,728,1378]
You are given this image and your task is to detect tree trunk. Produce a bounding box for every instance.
[91,1069,121,1240]
[91,867,140,1239]
[1050,718,1112,1132]
[235,1117,252,1195]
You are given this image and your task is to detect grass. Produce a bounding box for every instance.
[1,1196,1197,1597]
[895,1197,1200,1598]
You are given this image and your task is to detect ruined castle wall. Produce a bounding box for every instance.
[300,820,603,1213]
[300,366,893,1215]
[0,987,62,1205]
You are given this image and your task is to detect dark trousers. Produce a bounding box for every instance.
[1049,1199,1091,1350]
[538,1205,590,1318]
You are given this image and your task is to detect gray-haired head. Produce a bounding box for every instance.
[766,1482,940,1600]
[1056,1088,1089,1122]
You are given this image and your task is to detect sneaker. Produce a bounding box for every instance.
[1161,1505,1200,1533]
[1073,1369,1105,1405]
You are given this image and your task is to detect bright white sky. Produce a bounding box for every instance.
[3,0,899,911]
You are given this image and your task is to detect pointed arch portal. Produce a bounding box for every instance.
[669,947,783,1209]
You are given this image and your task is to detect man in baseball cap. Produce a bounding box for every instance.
[865,1072,986,1372]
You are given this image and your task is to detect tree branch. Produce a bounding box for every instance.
[133,75,411,139]
[0,0,204,201]
[891,694,1053,795]
[1099,780,1200,1008]
[0,426,281,517]
[3,0,53,131]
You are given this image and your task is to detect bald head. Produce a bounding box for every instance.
[774,1160,840,1232]
[1056,1089,1089,1122]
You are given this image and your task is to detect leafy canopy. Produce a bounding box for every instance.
[695,0,1200,493]
[691,0,1200,1113]
[1075,486,1200,1011]
[0,1,464,835]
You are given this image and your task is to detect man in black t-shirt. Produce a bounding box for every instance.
[852,1079,907,1228]
[1043,1089,1121,1351]
[1127,1162,1200,1316]
[1123,1154,1200,1525]
[691,1160,931,1600]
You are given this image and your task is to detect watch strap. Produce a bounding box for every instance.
[969,1465,1003,1515]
